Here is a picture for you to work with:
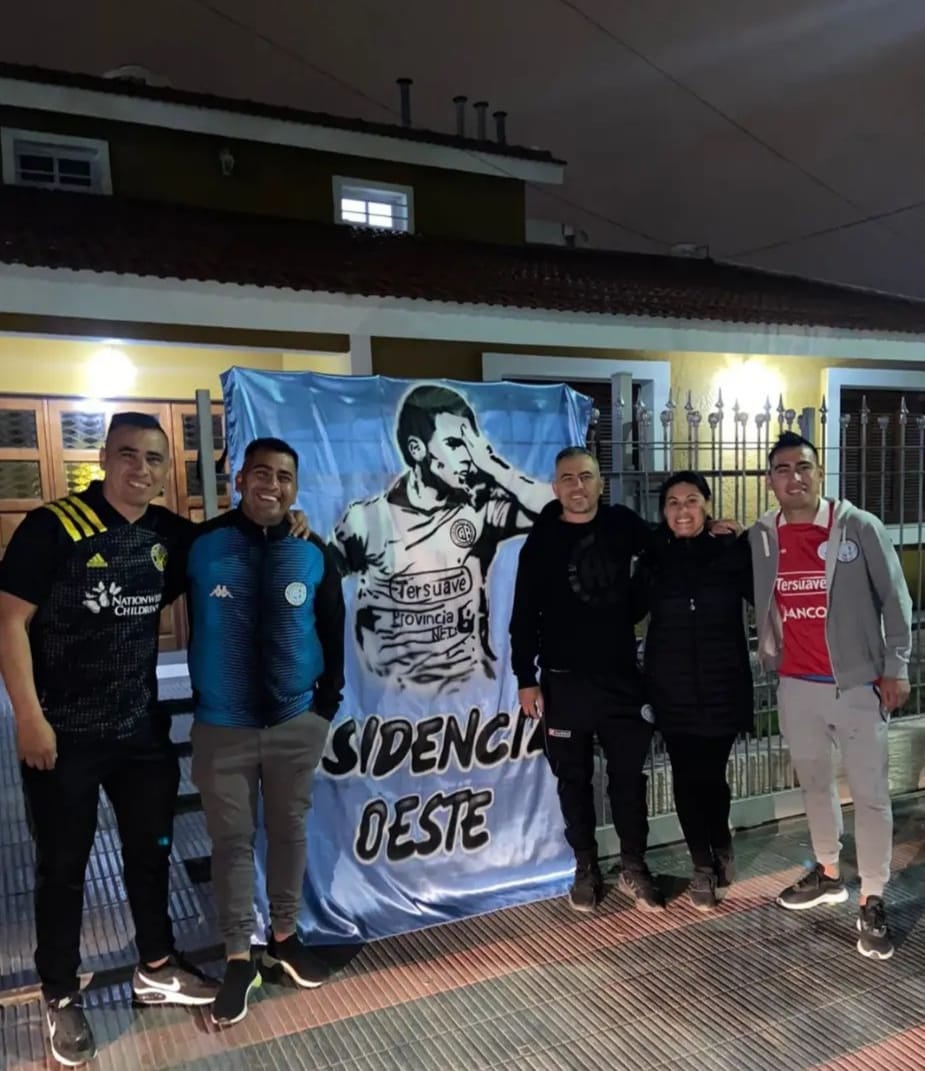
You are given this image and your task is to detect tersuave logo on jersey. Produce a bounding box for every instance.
[82,581,160,617]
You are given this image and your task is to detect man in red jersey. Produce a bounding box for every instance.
[750,432,912,961]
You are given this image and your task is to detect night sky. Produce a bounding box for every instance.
[5,0,925,295]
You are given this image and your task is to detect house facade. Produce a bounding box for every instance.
[0,61,922,654]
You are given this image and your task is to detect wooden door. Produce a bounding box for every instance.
[45,399,182,650]
[0,398,54,561]
[168,402,231,648]
[170,402,231,523]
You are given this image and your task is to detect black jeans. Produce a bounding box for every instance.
[20,725,180,999]
[662,732,736,870]
[541,670,653,867]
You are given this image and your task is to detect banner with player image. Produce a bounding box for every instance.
[222,368,592,942]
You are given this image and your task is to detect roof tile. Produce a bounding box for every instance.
[2,186,925,334]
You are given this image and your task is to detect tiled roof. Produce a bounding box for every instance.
[0,62,562,166]
[2,186,925,334]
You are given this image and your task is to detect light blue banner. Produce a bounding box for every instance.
[221,369,592,943]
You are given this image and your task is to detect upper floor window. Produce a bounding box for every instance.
[0,128,113,195]
[333,176,413,233]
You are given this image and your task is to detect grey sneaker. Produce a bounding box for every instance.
[132,953,219,1006]
[857,897,894,960]
[618,865,665,911]
[777,864,848,910]
[46,994,97,1068]
[689,868,717,911]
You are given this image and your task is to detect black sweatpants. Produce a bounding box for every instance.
[661,732,736,870]
[540,670,653,867]
[20,725,180,999]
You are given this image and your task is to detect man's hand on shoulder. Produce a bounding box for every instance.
[287,509,312,540]
[709,517,744,537]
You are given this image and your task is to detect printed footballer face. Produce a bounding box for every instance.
[100,426,170,511]
[407,413,483,498]
[236,449,297,526]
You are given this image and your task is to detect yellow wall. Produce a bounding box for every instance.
[0,337,350,400]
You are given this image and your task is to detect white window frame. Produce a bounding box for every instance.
[822,366,923,545]
[481,351,673,478]
[1,128,112,195]
[332,176,413,233]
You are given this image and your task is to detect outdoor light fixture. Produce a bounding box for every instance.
[219,146,235,176]
[713,356,782,418]
[85,346,137,398]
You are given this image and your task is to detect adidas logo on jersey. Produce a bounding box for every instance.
[209,585,233,599]
[86,553,108,568]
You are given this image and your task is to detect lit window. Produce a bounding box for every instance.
[333,177,413,233]
[1,128,112,195]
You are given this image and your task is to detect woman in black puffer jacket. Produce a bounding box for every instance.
[632,471,754,909]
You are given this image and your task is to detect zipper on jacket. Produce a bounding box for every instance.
[259,526,270,727]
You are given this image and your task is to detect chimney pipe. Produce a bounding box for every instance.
[397,78,413,127]
[473,101,489,141]
[493,110,507,144]
[453,95,468,137]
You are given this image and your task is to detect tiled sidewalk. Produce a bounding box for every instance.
[3,798,925,1070]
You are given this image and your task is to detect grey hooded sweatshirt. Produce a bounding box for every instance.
[749,498,912,691]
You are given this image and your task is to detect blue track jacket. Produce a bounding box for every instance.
[186,509,345,727]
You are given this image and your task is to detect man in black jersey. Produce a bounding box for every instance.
[0,413,217,1067]
[509,446,664,913]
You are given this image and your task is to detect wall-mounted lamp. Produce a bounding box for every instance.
[85,346,136,399]
[219,146,235,177]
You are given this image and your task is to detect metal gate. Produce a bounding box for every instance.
[590,387,925,842]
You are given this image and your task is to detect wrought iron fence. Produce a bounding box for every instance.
[588,390,925,821]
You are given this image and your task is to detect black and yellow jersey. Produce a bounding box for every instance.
[0,481,194,741]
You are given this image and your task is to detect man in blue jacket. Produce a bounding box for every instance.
[186,436,345,1026]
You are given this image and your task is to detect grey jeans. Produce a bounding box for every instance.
[778,677,892,897]
[191,711,330,956]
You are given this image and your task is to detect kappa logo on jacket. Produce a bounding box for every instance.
[209,584,234,599]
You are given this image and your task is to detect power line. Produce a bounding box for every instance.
[187,0,667,247]
[729,196,925,259]
[554,0,889,227]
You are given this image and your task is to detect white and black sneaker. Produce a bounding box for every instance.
[265,933,330,988]
[211,958,262,1027]
[46,994,97,1067]
[857,896,894,960]
[132,953,219,1006]
[776,864,849,910]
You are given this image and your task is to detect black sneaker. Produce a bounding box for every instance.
[265,933,330,988]
[857,896,894,960]
[713,848,735,888]
[777,864,848,910]
[568,860,603,913]
[618,865,665,911]
[211,958,262,1027]
[132,952,219,1006]
[46,994,97,1068]
[689,868,717,911]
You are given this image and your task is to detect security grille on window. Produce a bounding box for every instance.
[0,129,112,194]
[333,178,412,233]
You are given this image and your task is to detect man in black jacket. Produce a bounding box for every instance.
[509,446,663,912]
